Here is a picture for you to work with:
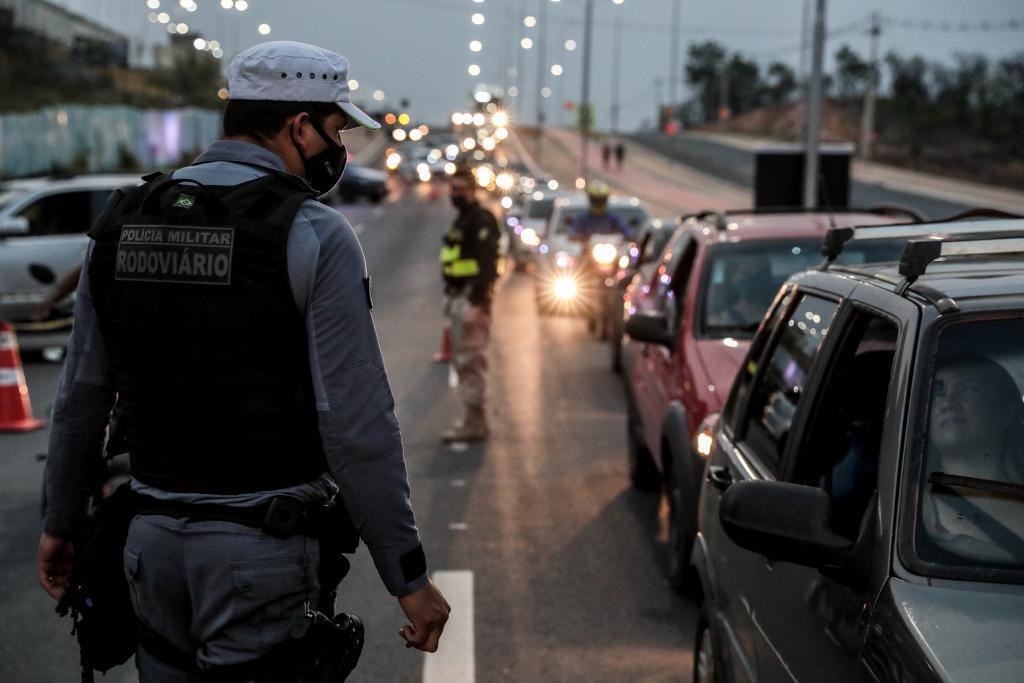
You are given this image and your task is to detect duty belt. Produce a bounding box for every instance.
[135,494,323,539]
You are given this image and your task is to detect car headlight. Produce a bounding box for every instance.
[520,228,540,246]
[592,242,618,266]
[554,251,574,270]
[553,276,577,300]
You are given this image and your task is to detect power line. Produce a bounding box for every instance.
[880,16,1024,32]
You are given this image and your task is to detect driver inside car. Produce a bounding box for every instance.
[921,353,1024,565]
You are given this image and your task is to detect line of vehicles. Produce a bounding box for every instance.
[499,165,1024,680]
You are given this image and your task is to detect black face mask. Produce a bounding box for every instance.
[296,120,347,197]
[450,195,472,211]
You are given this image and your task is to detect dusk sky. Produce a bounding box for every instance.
[53,0,1024,129]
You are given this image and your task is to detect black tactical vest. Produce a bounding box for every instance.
[88,171,328,494]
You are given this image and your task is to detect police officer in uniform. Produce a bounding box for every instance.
[36,41,449,680]
[439,166,500,443]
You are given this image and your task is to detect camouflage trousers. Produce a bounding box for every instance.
[446,291,491,412]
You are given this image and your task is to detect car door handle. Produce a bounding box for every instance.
[707,466,733,492]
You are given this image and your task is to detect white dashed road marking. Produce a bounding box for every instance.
[423,570,474,683]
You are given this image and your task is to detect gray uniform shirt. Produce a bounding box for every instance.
[44,140,426,596]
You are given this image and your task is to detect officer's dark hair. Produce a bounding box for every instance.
[450,165,475,184]
[223,99,342,140]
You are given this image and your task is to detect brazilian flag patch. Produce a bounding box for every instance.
[173,193,196,209]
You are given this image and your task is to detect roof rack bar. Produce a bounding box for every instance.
[899,234,1024,279]
[820,219,1024,269]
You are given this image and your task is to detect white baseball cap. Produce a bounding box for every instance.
[227,41,380,131]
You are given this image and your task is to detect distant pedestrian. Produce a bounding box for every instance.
[615,141,626,171]
[601,143,612,170]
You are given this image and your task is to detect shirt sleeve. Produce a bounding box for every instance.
[290,202,427,597]
[43,244,117,538]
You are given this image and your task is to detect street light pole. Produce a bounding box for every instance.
[668,0,681,120]
[802,0,826,209]
[579,0,594,183]
[859,11,881,160]
[611,9,622,134]
[535,0,549,162]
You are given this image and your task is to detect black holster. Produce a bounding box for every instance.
[56,483,141,682]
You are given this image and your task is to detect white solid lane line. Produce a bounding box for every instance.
[423,570,474,683]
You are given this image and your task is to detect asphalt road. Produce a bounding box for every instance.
[0,179,694,681]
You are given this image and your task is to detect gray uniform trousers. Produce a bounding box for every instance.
[125,514,321,682]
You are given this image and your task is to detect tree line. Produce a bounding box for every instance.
[680,40,1024,157]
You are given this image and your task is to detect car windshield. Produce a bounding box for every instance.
[698,235,913,339]
[527,198,555,219]
[554,206,648,236]
[911,317,1024,581]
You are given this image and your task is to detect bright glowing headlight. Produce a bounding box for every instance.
[385,152,402,170]
[495,172,515,191]
[618,254,631,269]
[591,242,618,265]
[520,228,540,246]
[554,276,577,300]
[554,251,574,269]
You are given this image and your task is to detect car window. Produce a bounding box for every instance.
[699,239,823,339]
[527,198,555,219]
[912,316,1024,580]
[651,238,696,331]
[554,207,649,235]
[722,287,793,432]
[739,294,841,473]
[792,313,899,539]
[17,190,96,236]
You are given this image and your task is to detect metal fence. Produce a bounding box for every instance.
[0,105,221,178]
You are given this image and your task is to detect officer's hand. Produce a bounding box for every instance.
[397,579,450,652]
[37,533,74,600]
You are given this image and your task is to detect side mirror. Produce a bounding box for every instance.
[719,480,852,569]
[625,311,675,349]
[0,216,29,236]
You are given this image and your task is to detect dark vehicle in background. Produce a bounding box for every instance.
[333,164,389,204]
[621,207,922,590]
[610,216,678,372]
[693,219,1024,682]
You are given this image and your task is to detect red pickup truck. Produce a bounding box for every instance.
[621,207,920,590]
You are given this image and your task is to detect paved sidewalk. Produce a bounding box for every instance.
[516,128,750,217]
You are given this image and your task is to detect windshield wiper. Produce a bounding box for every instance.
[928,472,1024,500]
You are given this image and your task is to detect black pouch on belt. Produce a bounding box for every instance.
[56,483,141,679]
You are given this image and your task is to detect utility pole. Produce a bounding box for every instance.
[796,0,811,141]
[579,0,595,183]
[668,0,681,121]
[535,0,549,162]
[859,11,881,160]
[802,0,826,209]
[611,9,623,134]
[718,63,730,121]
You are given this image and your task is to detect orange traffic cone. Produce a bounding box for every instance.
[0,322,46,432]
[433,325,453,363]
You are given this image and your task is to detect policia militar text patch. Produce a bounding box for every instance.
[115,225,234,285]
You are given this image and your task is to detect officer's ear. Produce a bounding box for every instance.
[287,112,314,150]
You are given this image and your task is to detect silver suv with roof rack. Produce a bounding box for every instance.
[691,216,1024,682]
